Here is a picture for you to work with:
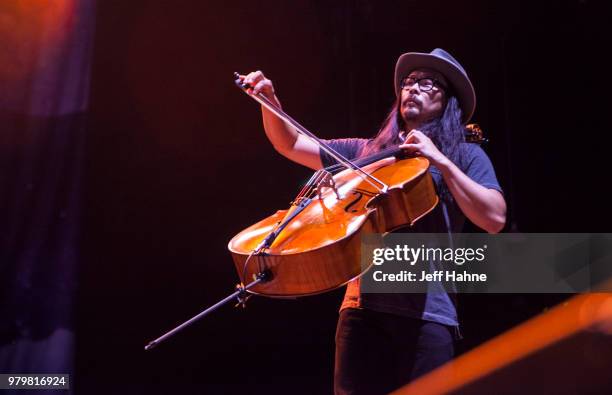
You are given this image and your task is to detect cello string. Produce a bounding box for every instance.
[295,171,320,201]
[296,170,326,203]
[323,146,402,175]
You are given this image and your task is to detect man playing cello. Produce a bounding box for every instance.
[237,48,506,395]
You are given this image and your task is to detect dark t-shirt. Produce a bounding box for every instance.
[320,138,503,327]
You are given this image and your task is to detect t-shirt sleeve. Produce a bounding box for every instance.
[319,138,369,168]
[463,144,503,194]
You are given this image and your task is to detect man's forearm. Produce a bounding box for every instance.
[438,158,507,233]
[261,99,298,154]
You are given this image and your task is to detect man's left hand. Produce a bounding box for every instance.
[399,129,448,167]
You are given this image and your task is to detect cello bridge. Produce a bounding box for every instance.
[314,170,341,201]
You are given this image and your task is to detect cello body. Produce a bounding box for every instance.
[228,156,438,297]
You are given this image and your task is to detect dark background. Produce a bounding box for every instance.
[2,0,608,394]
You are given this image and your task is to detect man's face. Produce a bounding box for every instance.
[399,68,448,126]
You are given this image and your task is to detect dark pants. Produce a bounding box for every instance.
[334,308,454,395]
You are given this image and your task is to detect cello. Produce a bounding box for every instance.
[228,73,439,298]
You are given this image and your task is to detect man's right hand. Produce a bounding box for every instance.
[237,71,276,102]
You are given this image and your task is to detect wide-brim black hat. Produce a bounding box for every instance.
[394,48,476,123]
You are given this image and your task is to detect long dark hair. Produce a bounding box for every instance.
[361,95,467,199]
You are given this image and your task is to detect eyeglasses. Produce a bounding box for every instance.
[400,76,447,92]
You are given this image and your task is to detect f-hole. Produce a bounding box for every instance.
[344,189,376,213]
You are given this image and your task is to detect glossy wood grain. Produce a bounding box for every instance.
[228,156,438,297]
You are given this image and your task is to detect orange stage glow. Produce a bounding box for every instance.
[392,292,612,394]
[0,0,77,101]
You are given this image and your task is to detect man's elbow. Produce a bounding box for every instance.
[484,191,507,234]
[272,142,293,157]
[486,213,506,234]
